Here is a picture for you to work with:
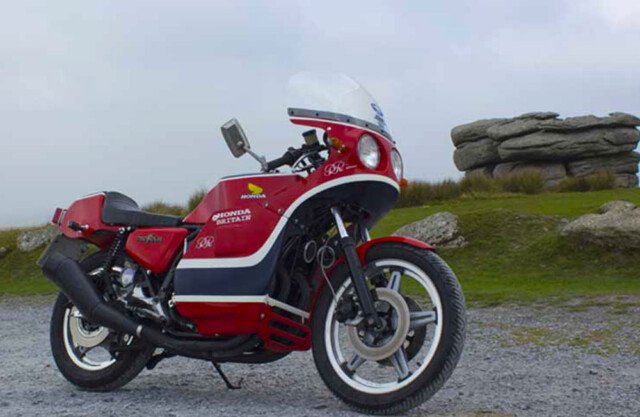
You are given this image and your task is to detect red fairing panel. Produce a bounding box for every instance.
[176,300,311,350]
[176,301,264,335]
[289,117,397,175]
[125,228,189,273]
[182,174,301,260]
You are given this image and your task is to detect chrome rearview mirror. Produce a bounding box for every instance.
[221,118,268,170]
[221,118,250,158]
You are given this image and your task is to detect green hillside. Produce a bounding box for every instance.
[2,188,640,304]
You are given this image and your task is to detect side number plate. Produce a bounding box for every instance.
[36,235,89,268]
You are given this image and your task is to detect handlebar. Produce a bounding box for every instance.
[264,143,327,172]
[265,148,299,171]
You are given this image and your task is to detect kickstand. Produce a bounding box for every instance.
[211,362,243,390]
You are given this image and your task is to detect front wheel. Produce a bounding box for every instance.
[312,243,466,415]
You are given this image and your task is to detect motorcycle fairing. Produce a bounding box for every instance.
[171,117,400,340]
[173,175,399,337]
[174,178,399,296]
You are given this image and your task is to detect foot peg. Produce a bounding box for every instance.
[211,362,242,390]
[146,351,175,370]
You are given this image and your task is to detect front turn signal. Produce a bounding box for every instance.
[329,137,345,153]
[399,178,408,189]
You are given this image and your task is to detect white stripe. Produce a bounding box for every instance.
[174,295,266,303]
[173,295,310,319]
[177,174,398,269]
[266,297,311,319]
[217,173,301,183]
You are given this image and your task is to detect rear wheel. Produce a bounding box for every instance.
[49,252,154,391]
[312,243,466,415]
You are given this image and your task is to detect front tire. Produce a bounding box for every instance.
[312,243,466,415]
[49,252,154,391]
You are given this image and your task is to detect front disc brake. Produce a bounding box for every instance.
[346,288,411,361]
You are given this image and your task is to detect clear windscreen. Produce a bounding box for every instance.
[286,72,391,139]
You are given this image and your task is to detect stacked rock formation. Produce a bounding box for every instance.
[451,112,640,188]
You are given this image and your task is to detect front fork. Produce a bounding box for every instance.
[330,207,383,329]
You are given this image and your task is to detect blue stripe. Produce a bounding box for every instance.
[174,231,284,296]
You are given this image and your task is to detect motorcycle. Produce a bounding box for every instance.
[38,72,465,414]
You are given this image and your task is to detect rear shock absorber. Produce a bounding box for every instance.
[100,227,129,295]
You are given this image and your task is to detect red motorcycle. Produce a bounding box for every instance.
[39,73,465,414]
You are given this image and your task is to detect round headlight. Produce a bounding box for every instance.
[390,149,403,180]
[357,134,380,169]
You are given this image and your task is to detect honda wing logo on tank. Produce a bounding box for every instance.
[240,183,266,200]
[211,208,252,225]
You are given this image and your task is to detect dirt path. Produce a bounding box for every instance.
[1,296,638,416]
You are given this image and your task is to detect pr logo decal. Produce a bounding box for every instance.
[194,236,215,249]
[324,161,356,177]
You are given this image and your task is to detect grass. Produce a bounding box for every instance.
[0,227,55,295]
[141,189,207,217]
[141,201,186,216]
[397,171,618,207]
[373,188,640,305]
[2,188,640,303]
[557,172,616,192]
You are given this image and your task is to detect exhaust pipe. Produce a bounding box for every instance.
[41,251,257,356]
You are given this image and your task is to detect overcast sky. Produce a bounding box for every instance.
[2,0,640,227]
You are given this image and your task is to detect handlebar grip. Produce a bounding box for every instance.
[265,152,296,171]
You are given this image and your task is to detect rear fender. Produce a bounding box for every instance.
[51,193,120,248]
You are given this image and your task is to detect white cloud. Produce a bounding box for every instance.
[585,0,640,29]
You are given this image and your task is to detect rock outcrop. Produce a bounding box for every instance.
[17,226,59,252]
[493,161,567,187]
[451,112,640,188]
[598,200,636,214]
[393,212,467,248]
[560,200,640,250]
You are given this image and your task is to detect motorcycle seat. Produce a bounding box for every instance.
[101,191,183,228]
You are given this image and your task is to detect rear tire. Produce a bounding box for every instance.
[312,243,466,415]
[49,252,154,391]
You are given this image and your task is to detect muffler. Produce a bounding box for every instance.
[40,251,257,356]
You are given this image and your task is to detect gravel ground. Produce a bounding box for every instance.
[0,295,638,417]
